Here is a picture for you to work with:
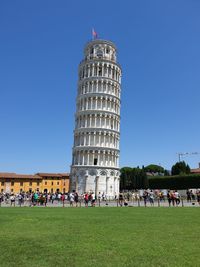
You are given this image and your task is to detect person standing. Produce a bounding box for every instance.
[118,193,123,207]
[84,192,89,207]
[74,192,79,207]
[69,192,75,207]
[91,192,96,207]
[98,192,101,206]
[174,190,180,206]
[149,190,154,206]
[61,193,65,207]
[167,190,172,207]
[143,190,148,207]
[44,193,48,207]
[18,193,23,207]
[196,190,200,205]
[10,194,15,207]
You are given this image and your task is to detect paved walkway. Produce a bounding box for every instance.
[0,199,199,208]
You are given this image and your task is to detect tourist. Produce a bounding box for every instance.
[74,192,79,207]
[57,192,61,203]
[118,193,123,207]
[44,193,48,207]
[98,192,101,206]
[18,193,23,207]
[61,193,65,207]
[132,192,136,202]
[196,190,200,205]
[51,193,56,204]
[149,190,154,206]
[167,190,171,207]
[84,192,89,207]
[0,194,3,206]
[171,191,176,206]
[10,194,15,207]
[124,199,128,206]
[102,192,106,201]
[91,192,96,207]
[143,190,148,207]
[69,192,75,207]
[174,190,180,206]
[186,189,191,202]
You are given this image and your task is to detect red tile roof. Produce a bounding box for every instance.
[0,173,41,179]
[0,172,69,179]
[191,168,200,173]
[36,173,69,178]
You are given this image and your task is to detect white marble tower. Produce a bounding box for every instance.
[70,39,122,198]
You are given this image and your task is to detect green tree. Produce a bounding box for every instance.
[120,167,147,190]
[171,161,190,176]
[144,164,165,174]
[120,167,133,190]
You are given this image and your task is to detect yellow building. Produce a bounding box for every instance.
[0,172,69,194]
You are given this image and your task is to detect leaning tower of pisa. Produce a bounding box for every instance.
[70,39,122,198]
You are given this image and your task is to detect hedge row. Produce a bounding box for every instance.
[147,174,200,189]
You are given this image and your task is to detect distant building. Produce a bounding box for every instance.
[190,163,200,174]
[190,169,200,174]
[0,172,69,194]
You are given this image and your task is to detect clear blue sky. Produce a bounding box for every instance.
[0,0,200,174]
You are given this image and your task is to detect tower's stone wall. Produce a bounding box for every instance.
[70,39,122,198]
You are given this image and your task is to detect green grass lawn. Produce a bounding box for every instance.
[0,207,199,267]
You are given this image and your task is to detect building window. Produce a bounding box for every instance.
[29,182,32,186]
[11,189,13,192]
[29,188,32,193]
[37,182,40,186]
[45,181,47,185]
[94,158,98,165]
[63,182,65,186]
[20,182,23,186]
[57,182,59,185]
[11,182,14,186]
[52,182,53,186]
[1,182,4,186]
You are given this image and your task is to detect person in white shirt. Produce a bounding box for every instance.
[69,192,75,207]
[91,192,96,207]
[174,190,180,205]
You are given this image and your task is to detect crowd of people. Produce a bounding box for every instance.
[119,189,200,207]
[0,189,200,207]
[0,191,111,207]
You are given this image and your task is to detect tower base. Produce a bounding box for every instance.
[70,166,120,198]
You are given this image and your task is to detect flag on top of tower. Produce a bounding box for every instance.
[92,28,98,39]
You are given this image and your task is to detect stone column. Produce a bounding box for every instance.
[94,132,96,146]
[89,115,92,127]
[106,177,109,195]
[75,176,78,192]
[92,64,94,76]
[92,150,95,165]
[85,175,88,192]
[100,114,102,127]
[82,151,85,165]
[95,97,98,109]
[114,177,116,195]
[95,176,99,197]
[87,151,90,165]
[97,151,100,166]
[88,133,91,146]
